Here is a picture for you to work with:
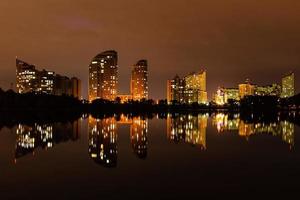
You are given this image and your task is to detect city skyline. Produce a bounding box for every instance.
[0,1,299,100]
[13,56,297,102]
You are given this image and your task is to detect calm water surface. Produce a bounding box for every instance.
[0,113,300,199]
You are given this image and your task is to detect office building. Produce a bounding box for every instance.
[16,58,81,97]
[167,75,185,104]
[224,88,239,102]
[184,71,207,104]
[167,70,207,104]
[16,59,39,93]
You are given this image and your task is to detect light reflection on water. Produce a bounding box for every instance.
[1,112,300,198]
[13,113,296,166]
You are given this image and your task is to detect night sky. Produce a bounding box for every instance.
[0,0,299,100]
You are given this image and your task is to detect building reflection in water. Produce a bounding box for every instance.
[15,122,80,161]
[211,113,240,133]
[117,115,148,158]
[130,117,148,159]
[88,115,148,167]
[167,114,208,150]
[211,113,295,147]
[88,117,117,168]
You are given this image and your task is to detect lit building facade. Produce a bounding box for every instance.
[281,72,294,98]
[255,84,281,96]
[117,94,132,103]
[16,59,39,93]
[131,60,148,101]
[167,75,185,104]
[89,50,118,101]
[213,87,225,105]
[224,88,239,102]
[239,79,255,99]
[184,71,207,104]
[167,70,207,104]
[16,58,81,97]
[213,87,240,105]
[38,70,55,94]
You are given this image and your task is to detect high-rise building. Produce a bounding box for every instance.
[167,75,185,104]
[185,71,206,91]
[184,71,207,104]
[281,72,294,98]
[167,70,207,104]
[16,59,39,93]
[89,50,118,102]
[16,58,80,97]
[238,79,255,99]
[131,60,148,101]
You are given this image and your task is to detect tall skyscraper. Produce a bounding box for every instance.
[89,50,118,102]
[131,60,148,101]
[281,72,294,98]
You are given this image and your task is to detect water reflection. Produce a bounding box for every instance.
[211,113,294,147]
[15,121,80,162]
[9,112,298,167]
[88,115,148,167]
[130,117,148,159]
[167,114,207,150]
[88,117,118,167]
